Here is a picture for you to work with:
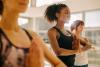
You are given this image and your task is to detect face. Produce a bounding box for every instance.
[3,0,29,13]
[56,7,70,23]
[77,24,84,33]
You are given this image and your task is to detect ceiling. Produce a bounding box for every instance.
[30,0,66,7]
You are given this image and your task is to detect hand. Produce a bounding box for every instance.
[78,48,83,53]
[91,46,96,51]
[85,45,92,49]
[25,37,44,67]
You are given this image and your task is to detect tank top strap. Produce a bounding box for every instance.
[23,28,33,41]
[0,28,13,45]
[0,28,33,49]
[0,28,13,52]
[53,27,64,36]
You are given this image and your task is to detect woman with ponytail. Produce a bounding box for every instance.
[45,4,80,67]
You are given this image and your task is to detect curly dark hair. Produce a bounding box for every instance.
[45,4,70,22]
[0,0,3,15]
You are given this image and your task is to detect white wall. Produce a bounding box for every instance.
[64,0,100,12]
[20,6,47,17]
[21,0,100,18]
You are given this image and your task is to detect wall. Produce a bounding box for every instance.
[64,0,100,13]
[20,0,100,17]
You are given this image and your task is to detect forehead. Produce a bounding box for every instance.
[78,24,84,27]
[60,7,69,12]
[59,7,70,14]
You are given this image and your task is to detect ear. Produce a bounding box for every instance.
[56,12,59,18]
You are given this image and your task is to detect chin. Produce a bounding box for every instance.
[20,10,26,13]
[18,6,27,12]
[19,8,27,13]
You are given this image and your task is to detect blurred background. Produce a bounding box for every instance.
[3,0,100,67]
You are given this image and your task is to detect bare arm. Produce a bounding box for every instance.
[48,28,78,56]
[42,43,66,67]
[28,30,66,67]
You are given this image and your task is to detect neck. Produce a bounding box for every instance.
[56,21,65,30]
[0,9,19,31]
[72,30,80,36]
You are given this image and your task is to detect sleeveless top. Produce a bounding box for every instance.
[74,45,88,66]
[0,28,32,67]
[53,27,75,67]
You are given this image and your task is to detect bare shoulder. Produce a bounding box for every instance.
[26,29,45,44]
[48,27,57,35]
[26,29,40,38]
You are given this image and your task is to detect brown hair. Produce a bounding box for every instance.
[70,20,84,50]
[0,0,3,15]
[71,20,84,31]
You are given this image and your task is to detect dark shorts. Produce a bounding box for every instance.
[57,55,75,67]
[74,64,88,67]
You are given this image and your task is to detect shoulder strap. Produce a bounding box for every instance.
[53,27,63,35]
[66,30,73,36]
[23,29,33,41]
[53,27,73,36]
[0,29,13,45]
[0,29,12,66]
[66,30,71,34]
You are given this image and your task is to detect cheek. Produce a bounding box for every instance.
[63,14,70,20]
[5,1,17,10]
[77,27,81,32]
[79,28,83,32]
[59,15,67,21]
